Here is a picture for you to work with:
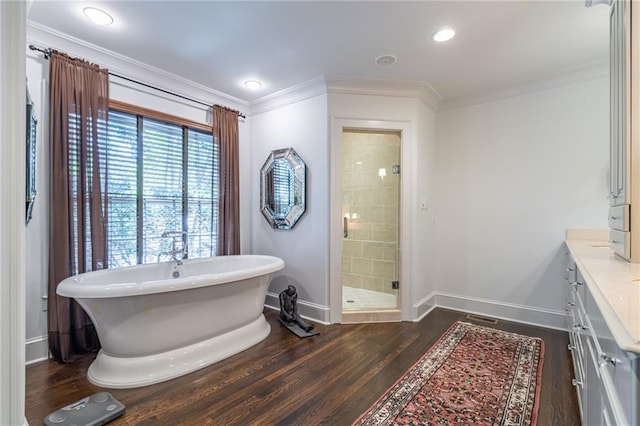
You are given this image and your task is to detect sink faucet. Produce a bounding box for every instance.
[158,231,188,265]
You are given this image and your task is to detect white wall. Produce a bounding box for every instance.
[25,48,49,363]
[434,78,609,327]
[1,1,27,424]
[24,24,251,363]
[415,100,438,314]
[249,88,439,323]
[250,94,330,317]
[329,92,438,320]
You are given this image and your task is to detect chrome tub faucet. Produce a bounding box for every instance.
[158,231,188,265]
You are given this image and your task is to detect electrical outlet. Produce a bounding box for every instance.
[420,197,428,210]
[42,295,48,312]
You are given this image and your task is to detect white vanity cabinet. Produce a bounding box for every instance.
[565,249,640,425]
[565,256,586,420]
[585,288,639,426]
[584,338,622,426]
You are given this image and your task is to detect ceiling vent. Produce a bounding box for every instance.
[375,55,397,66]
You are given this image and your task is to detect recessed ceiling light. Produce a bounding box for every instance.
[244,80,263,90]
[432,28,455,42]
[375,54,397,66]
[83,7,114,26]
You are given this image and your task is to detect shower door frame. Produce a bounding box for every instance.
[329,118,413,324]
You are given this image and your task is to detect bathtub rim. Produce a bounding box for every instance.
[57,255,284,298]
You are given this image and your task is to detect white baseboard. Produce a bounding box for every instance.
[25,335,49,365]
[27,293,565,368]
[413,292,438,322]
[413,291,567,331]
[267,290,567,330]
[265,292,331,325]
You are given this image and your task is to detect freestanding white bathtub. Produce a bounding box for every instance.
[57,255,284,389]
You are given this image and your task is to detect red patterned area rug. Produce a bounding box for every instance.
[353,321,544,426]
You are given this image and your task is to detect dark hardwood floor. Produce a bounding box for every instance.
[26,308,580,425]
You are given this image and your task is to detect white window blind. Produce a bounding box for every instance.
[105,109,218,268]
[69,110,108,273]
[106,110,138,267]
[142,118,184,263]
[188,128,219,258]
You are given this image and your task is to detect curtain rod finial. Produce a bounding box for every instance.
[29,44,50,59]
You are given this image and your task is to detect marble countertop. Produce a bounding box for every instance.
[566,229,640,354]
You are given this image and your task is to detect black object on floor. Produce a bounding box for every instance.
[279,317,320,338]
[44,392,125,426]
[278,284,319,338]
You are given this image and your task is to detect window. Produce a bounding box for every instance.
[106,107,218,268]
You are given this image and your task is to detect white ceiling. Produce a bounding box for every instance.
[27,1,611,106]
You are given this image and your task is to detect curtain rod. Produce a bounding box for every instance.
[28,44,246,119]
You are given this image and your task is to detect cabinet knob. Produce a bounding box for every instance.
[611,240,621,245]
[599,352,619,366]
[576,281,584,286]
[610,215,618,220]
[567,301,575,306]
[572,379,583,387]
[566,267,575,272]
[568,344,576,351]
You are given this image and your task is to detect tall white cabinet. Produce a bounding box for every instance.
[609,0,640,261]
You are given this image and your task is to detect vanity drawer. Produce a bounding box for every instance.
[608,205,629,231]
[586,336,628,426]
[564,248,577,284]
[585,290,640,425]
[609,229,630,259]
[570,329,585,415]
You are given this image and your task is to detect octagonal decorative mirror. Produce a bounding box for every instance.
[260,147,306,229]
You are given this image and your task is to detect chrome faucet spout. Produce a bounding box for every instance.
[159,230,188,264]
[161,230,187,238]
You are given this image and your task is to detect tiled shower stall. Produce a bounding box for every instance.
[342,130,400,309]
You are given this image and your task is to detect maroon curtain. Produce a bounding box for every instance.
[213,105,240,255]
[47,51,109,362]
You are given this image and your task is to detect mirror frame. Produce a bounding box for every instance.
[260,147,306,229]
[25,86,37,225]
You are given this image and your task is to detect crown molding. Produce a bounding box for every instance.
[26,20,608,116]
[26,21,248,112]
[249,76,328,116]
[326,76,443,111]
[248,75,445,116]
[439,59,609,111]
